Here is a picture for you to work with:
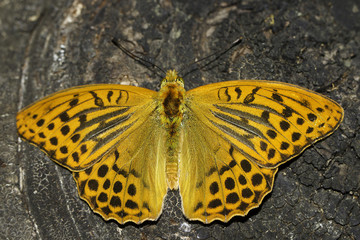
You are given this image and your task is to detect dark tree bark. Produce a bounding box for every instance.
[1,0,359,239]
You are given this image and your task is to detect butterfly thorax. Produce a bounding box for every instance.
[158,70,185,189]
[158,70,185,130]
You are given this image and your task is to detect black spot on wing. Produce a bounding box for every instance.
[307,113,317,122]
[50,137,58,146]
[235,87,242,99]
[107,91,113,103]
[240,160,251,172]
[208,199,222,209]
[194,202,203,212]
[110,196,121,207]
[242,188,253,198]
[128,184,136,196]
[306,127,314,134]
[60,146,68,154]
[71,134,80,143]
[89,91,104,107]
[85,167,93,175]
[47,123,55,130]
[292,132,301,142]
[272,93,283,102]
[268,148,275,159]
[261,111,270,122]
[209,182,219,195]
[98,165,109,178]
[280,121,290,131]
[61,125,70,136]
[88,179,98,191]
[282,107,293,118]
[225,177,235,190]
[267,129,277,139]
[59,112,70,122]
[125,200,138,209]
[36,119,45,127]
[69,98,79,107]
[251,173,263,186]
[243,87,260,104]
[113,181,123,193]
[226,192,240,204]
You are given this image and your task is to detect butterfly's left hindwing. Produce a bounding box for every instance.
[17,84,168,224]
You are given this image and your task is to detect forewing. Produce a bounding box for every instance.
[185,80,343,168]
[17,84,156,170]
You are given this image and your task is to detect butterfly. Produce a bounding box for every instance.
[16,69,343,224]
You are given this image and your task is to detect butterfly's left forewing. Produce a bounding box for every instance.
[17,84,168,224]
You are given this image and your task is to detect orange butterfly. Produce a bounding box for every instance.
[17,69,343,224]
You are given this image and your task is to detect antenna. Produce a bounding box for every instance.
[111,38,166,76]
[111,37,242,79]
[181,37,243,78]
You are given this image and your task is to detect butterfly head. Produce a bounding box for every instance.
[161,69,184,88]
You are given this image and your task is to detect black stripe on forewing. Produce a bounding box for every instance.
[210,110,266,139]
[207,119,266,165]
[70,107,156,171]
[90,120,135,154]
[209,102,293,164]
[75,107,131,133]
[209,120,256,154]
[86,104,159,164]
[82,113,133,142]
[214,97,307,142]
[213,105,273,129]
[62,106,134,161]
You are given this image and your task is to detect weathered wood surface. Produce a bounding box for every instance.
[1,0,359,239]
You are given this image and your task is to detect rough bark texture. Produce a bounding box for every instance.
[1,0,359,239]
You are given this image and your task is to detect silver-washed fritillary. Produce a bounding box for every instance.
[16,69,343,224]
